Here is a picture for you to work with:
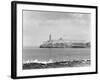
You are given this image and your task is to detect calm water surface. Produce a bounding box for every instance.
[23,48,90,62]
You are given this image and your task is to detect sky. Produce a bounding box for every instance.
[23,10,91,47]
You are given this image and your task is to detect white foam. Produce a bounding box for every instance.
[23,59,53,64]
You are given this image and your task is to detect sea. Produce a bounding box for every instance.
[22,48,90,63]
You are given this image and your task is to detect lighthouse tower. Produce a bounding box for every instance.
[49,34,51,41]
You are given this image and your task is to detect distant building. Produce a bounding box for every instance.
[40,34,90,48]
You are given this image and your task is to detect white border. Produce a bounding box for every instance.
[17,3,96,77]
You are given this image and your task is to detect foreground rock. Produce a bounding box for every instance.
[23,60,91,69]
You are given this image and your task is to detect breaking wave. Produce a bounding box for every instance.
[23,59,53,64]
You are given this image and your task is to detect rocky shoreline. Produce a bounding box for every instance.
[23,59,91,69]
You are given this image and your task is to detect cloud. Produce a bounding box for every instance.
[23,10,91,47]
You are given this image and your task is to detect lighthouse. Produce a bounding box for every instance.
[49,34,51,41]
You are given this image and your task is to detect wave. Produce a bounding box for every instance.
[23,59,90,65]
[23,59,53,64]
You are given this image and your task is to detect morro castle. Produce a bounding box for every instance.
[40,34,90,48]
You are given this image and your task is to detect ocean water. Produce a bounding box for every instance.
[22,48,90,63]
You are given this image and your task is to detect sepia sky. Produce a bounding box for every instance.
[23,10,91,47]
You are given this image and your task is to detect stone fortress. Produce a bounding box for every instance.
[40,34,90,48]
